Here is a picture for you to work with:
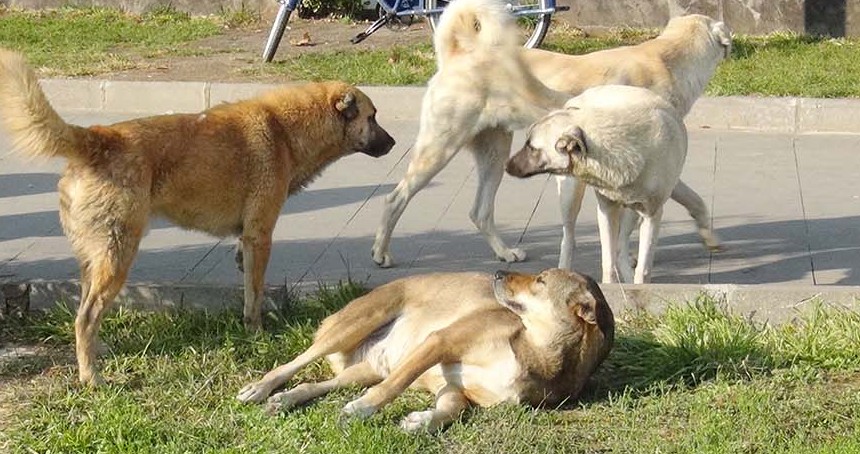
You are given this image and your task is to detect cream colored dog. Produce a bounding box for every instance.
[523,15,731,269]
[371,0,569,267]
[507,85,687,283]
[372,10,730,269]
[238,269,614,432]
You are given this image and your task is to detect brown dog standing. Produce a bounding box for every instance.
[0,48,395,385]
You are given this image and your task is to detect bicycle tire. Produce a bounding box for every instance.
[425,0,552,49]
[262,4,292,62]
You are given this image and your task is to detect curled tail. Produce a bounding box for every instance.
[0,48,90,160]
[433,0,519,68]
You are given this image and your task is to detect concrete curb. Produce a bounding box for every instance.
[40,79,860,134]
[4,280,858,325]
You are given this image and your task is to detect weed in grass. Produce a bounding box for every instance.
[219,2,263,29]
[2,291,860,452]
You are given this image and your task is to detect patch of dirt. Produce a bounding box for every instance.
[97,17,434,83]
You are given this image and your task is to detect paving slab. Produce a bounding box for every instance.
[3,93,860,318]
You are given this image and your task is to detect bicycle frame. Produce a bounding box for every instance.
[378,0,557,19]
[263,0,564,60]
[352,0,558,43]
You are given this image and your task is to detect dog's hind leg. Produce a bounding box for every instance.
[633,206,663,284]
[238,283,405,404]
[400,383,469,433]
[557,175,587,270]
[468,128,526,262]
[73,221,145,386]
[671,179,722,252]
[342,310,517,418]
[372,129,472,268]
[264,361,382,415]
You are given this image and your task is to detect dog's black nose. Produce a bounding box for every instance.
[494,270,508,281]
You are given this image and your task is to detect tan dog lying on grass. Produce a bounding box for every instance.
[507,85,687,283]
[238,269,614,432]
[0,48,395,386]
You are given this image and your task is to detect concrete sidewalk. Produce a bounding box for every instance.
[2,82,860,320]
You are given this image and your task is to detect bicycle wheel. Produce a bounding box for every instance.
[262,3,293,62]
[425,0,552,49]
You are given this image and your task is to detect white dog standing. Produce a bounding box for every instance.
[506,85,687,284]
[370,0,568,267]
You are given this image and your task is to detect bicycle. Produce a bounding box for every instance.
[261,0,567,62]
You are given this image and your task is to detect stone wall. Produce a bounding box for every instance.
[3,0,859,36]
[556,0,856,37]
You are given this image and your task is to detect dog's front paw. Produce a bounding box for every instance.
[79,370,105,387]
[237,381,272,404]
[498,247,527,263]
[371,247,394,268]
[264,391,300,415]
[400,410,436,433]
[342,397,377,419]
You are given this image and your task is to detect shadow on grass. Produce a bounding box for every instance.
[576,297,860,407]
[0,280,368,380]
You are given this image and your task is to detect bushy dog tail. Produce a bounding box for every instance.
[0,48,90,161]
[433,0,519,68]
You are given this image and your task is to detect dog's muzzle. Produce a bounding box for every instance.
[506,145,546,178]
[362,130,396,158]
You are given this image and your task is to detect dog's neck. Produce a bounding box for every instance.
[261,99,353,194]
[655,32,724,116]
[512,313,581,379]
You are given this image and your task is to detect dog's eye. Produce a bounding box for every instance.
[536,276,545,285]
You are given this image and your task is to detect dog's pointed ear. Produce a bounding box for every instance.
[567,274,606,325]
[555,126,586,156]
[335,91,359,120]
[712,21,733,57]
[569,291,598,325]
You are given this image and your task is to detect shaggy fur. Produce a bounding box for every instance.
[0,48,395,385]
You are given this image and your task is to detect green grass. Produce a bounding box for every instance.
[249,45,438,86]
[2,6,860,97]
[710,32,860,98]
[0,6,221,76]
[2,285,860,453]
[248,29,860,97]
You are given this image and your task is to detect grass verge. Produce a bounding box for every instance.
[0,6,222,76]
[2,284,860,453]
[254,29,860,97]
[2,6,860,98]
